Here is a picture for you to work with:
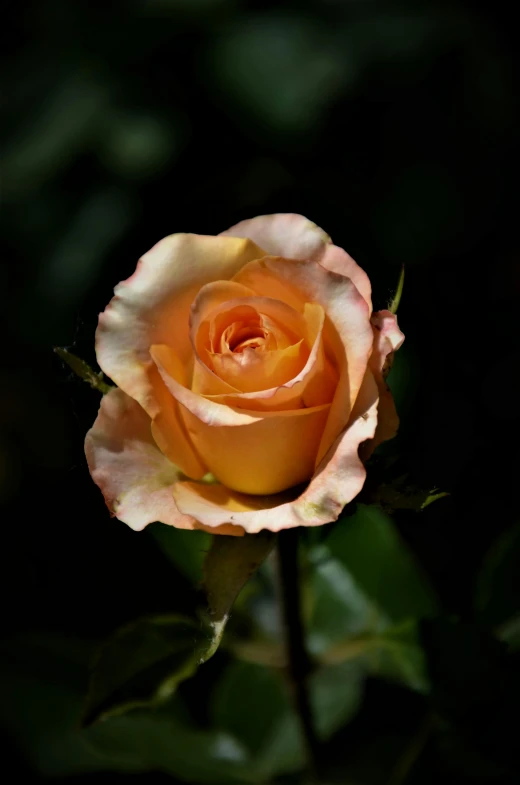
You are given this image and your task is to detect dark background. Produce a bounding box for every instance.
[2,1,520,783]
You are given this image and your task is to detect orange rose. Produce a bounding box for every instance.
[85,214,403,535]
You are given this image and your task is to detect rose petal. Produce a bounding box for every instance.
[84,388,194,531]
[233,257,373,463]
[365,310,405,456]
[150,343,331,495]
[204,303,336,411]
[172,371,380,533]
[95,234,264,419]
[85,388,242,536]
[319,245,372,310]
[149,360,208,478]
[151,344,262,427]
[221,213,372,308]
[220,213,331,260]
[190,288,310,396]
[209,339,307,394]
[181,403,331,495]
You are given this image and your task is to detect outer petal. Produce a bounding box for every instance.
[85,389,241,536]
[95,233,264,417]
[171,371,380,533]
[364,309,405,455]
[221,213,372,309]
[220,213,331,261]
[318,245,372,310]
[233,257,374,464]
[84,388,194,531]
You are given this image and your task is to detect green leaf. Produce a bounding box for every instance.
[83,615,209,726]
[389,264,405,314]
[54,347,112,394]
[86,709,256,784]
[210,659,363,780]
[310,660,364,738]
[475,522,520,628]
[326,504,438,622]
[304,505,434,693]
[211,661,303,779]
[308,542,386,653]
[325,621,428,693]
[496,613,520,651]
[308,560,429,693]
[202,531,276,651]
[149,522,211,584]
[367,621,429,693]
[361,465,450,513]
[82,534,275,727]
[211,660,292,757]
[0,633,254,783]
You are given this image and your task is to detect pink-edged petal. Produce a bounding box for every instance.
[365,309,405,455]
[172,371,380,533]
[95,233,264,419]
[233,257,374,464]
[85,389,242,536]
[371,310,405,374]
[220,213,331,260]
[318,245,372,310]
[221,214,372,308]
[84,388,195,531]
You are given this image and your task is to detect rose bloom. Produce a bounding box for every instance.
[85,214,403,536]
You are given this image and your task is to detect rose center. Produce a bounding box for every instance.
[228,327,267,353]
[221,320,270,354]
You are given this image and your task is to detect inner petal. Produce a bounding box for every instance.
[228,323,264,351]
[209,305,295,355]
[192,296,310,395]
[210,339,307,393]
[204,301,338,412]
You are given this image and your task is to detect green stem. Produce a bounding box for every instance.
[276,529,320,783]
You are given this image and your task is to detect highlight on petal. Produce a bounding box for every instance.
[85,388,195,531]
[172,371,380,533]
[95,234,264,419]
[233,257,374,463]
[365,309,405,455]
[220,213,331,261]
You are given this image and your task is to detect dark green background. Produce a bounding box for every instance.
[2,0,520,783]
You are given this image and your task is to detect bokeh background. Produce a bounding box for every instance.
[2,0,520,783]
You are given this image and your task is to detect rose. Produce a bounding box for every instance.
[85,214,403,536]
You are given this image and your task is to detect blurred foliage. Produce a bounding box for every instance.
[2,0,520,783]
